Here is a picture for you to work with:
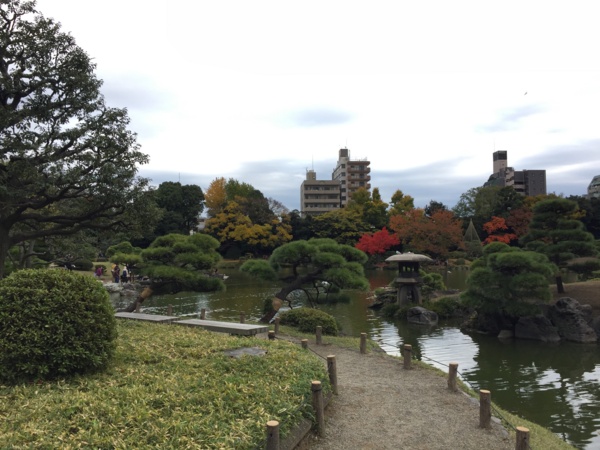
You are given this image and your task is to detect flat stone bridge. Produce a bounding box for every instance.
[114,312,268,336]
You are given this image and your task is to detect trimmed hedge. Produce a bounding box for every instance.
[278,308,339,335]
[0,269,117,382]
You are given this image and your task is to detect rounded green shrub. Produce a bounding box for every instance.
[0,269,117,382]
[429,296,467,319]
[72,259,94,271]
[278,308,339,335]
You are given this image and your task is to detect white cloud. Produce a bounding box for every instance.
[36,0,600,209]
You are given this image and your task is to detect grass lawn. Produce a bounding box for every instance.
[0,320,330,449]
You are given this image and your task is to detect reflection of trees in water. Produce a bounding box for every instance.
[466,333,600,449]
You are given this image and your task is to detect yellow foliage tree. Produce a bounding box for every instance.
[205,202,292,256]
[204,177,228,217]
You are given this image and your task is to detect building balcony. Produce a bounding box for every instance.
[347,166,371,174]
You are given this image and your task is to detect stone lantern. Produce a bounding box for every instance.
[385,252,434,306]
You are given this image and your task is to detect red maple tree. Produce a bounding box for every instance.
[355,227,400,255]
[482,216,517,244]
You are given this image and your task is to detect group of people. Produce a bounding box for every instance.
[110,264,132,284]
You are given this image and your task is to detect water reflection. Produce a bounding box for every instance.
[129,269,600,449]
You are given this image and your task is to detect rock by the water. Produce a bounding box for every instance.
[103,282,123,293]
[515,315,560,343]
[407,307,438,326]
[497,329,514,339]
[548,297,597,343]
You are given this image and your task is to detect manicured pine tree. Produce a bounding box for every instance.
[520,198,598,293]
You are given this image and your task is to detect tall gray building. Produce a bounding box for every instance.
[300,170,341,217]
[588,175,600,198]
[485,151,546,196]
[332,148,371,207]
[300,148,371,217]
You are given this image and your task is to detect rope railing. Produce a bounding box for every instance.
[388,340,533,450]
[161,310,534,450]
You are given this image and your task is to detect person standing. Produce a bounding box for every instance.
[112,264,120,283]
[121,265,129,284]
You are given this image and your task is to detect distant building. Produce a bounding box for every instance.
[300,170,341,217]
[331,148,371,207]
[484,151,546,196]
[588,175,600,199]
[300,148,371,217]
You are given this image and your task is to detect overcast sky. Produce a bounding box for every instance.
[36,0,600,211]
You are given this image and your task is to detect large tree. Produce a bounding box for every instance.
[389,209,464,260]
[310,208,372,245]
[154,182,205,235]
[347,187,389,229]
[521,198,598,293]
[388,189,414,216]
[240,238,369,321]
[0,1,152,278]
[204,200,292,257]
[463,242,555,317]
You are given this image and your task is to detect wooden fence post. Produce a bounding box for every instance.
[167,304,173,316]
[515,426,530,450]
[266,420,280,450]
[240,312,245,324]
[327,355,338,395]
[316,326,322,345]
[360,333,367,354]
[479,390,491,428]
[448,362,458,391]
[301,339,308,349]
[311,381,325,437]
[274,317,280,334]
[403,344,412,369]
[200,308,206,320]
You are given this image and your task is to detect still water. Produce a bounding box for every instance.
[128,269,600,450]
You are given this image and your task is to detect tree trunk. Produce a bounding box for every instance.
[121,286,154,312]
[259,273,319,322]
[556,275,565,294]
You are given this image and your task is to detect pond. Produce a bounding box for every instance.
[122,269,600,450]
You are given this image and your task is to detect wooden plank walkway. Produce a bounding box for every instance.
[174,318,268,336]
[115,312,180,323]
[115,312,268,336]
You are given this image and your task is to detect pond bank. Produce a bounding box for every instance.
[277,332,574,450]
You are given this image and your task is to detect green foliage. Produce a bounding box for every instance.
[420,270,446,301]
[106,242,141,258]
[0,269,117,382]
[568,258,600,281]
[462,243,556,316]
[154,182,205,235]
[428,296,467,319]
[136,233,225,295]
[71,259,94,271]
[0,320,331,448]
[278,308,339,335]
[240,259,278,281]
[258,238,369,311]
[381,303,411,320]
[521,198,598,268]
[0,1,153,278]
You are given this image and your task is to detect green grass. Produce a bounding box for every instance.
[0,320,330,449]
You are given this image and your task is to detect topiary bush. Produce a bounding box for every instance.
[72,258,94,271]
[278,308,339,335]
[428,296,469,319]
[0,269,117,383]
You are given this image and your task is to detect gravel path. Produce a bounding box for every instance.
[295,341,514,450]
